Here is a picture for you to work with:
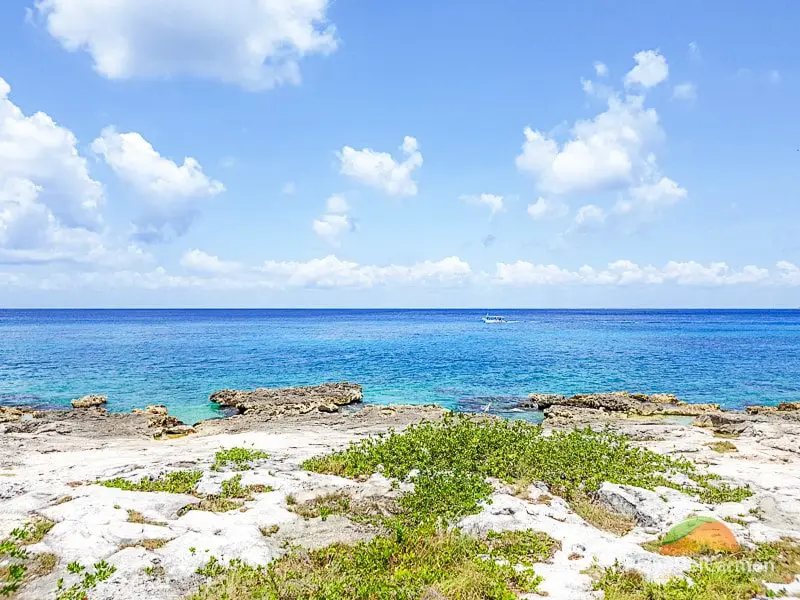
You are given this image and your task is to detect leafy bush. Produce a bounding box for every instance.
[303,415,744,506]
[100,470,202,494]
[212,447,269,472]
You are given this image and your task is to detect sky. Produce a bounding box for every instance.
[0,0,798,308]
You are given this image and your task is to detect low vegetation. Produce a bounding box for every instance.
[593,538,800,600]
[119,538,171,551]
[100,470,203,494]
[570,496,636,536]
[289,492,401,525]
[126,509,167,527]
[212,447,270,472]
[55,561,116,600]
[0,518,57,595]
[707,440,738,453]
[190,526,547,600]
[303,415,750,505]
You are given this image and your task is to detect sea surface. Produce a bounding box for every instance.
[1,309,799,424]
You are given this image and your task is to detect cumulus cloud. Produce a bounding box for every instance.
[495,260,771,287]
[461,193,504,216]
[527,197,568,220]
[516,94,661,196]
[688,42,701,61]
[624,50,669,88]
[180,249,241,274]
[594,62,608,77]
[517,50,686,233]
[338,136,423,196]
[0,77,147,267]
[35,0,338,91]
[672,82,697,101]
[3,256,796,292]
[313,194,354,244]
[574,204,606,227]
[92,127,224,242]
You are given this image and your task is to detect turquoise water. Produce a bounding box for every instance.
[1,309,799,424]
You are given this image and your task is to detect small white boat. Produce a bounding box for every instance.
[482,314,506,324]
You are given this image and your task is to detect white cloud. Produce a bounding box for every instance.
[517,50,686,234]
[338,136,423,196]
[35,0,338,91]
[461,193,504,215]
[92,128,224,197]
[92,127,224,242]
[672,82,697,101]
[313,194,353,244]
[776,261,800,285]
[4,257,796,292]
[325,194,349,214]
[626,177,687,211]
[688,42,701,61]
[574,204,606,227]
[594,62,608,77]
[180,249,241,274]
[527,197,567,220]
[516,95,661,195]
[768,70,781,84]
[495,260,771,287]
[312,213,353,243]
[0,77,150,267]
[624,50,669,88]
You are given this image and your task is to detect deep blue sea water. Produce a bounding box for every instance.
[1,309,799,424]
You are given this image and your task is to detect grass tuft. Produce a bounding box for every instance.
[707,441,738,453]
[570,496,636,536]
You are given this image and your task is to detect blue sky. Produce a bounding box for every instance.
[0,0,798,307]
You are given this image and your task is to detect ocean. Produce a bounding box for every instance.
[1,309,799,424]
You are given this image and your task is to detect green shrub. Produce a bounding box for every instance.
[303,415,744,507]
[212,447,269,472]
[190,527,542,600]
[100,470,202,494]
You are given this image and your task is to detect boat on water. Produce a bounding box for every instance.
[481,314,507,324]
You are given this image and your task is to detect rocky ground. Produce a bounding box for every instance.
[1,385,800,599]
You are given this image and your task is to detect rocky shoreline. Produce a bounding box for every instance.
[1,384,800,599]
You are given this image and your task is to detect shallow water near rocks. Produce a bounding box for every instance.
[1,309,799,424]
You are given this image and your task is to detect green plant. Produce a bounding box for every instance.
[399,471,493,526]
[696,482,753,504]
[0,518,57,595]
[259,525,280,537]
[571,496,636,536]
[212,447,269,472]
[100,470,202,494]
[593,539,800,599]
[707,441,738,453]
[126,509,167,526]
[190,527,542,599]
[220,474,252,499]
[303,415,742,508]
[55,560,116,600]
[143,565,164,578]
[485,530,560,566]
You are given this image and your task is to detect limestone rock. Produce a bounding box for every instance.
[747,402,800,415]
[209,382,363,418]
[595,483,669,528]
[531,391,720,422]
[693,413,751,435]
[0,406,38,423]
[521,393,568,409]
[71,395,107,409]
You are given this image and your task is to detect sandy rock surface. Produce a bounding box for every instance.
[2,387,800,599]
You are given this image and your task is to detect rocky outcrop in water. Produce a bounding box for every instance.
[524,391,719,420]
[70,394,107,409]
[209,382,363,417]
